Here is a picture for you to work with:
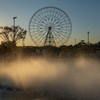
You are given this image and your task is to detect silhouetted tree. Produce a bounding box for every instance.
[0,26,27,51]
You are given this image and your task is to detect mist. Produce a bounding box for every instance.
[0,57,100,99]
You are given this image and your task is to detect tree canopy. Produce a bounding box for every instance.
[0,26,27,43]
[0,26,27,52]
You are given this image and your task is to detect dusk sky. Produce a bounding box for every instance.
[0,0,100,46]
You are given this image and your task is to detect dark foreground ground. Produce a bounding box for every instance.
[0,92,78,100]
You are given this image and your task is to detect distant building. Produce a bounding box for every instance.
[91,42,100,57]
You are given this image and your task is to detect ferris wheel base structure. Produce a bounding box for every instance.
[28,6,72,47]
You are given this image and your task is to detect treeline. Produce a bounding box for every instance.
[0,41,99,56]
[0,44,95,55]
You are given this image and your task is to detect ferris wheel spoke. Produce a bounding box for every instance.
[37,13,48,25]
[44,17,50,24]
[53,19,63,27]
[38,32,47,45]
[60,20,70,25]
[54,28,68,34]
[34,16,47,26]
[54,21,69,26]
[41,10,50,24]
[31,26,45,30]
[33,27,44,29]
[50,8,56,23]
[59,18,70,25]
[59,30,70,34]
[50,14,54,23]
[55,14,65,22]
[54,30,67,37]
[55,30,66,37]
[55,15,68,24]
[32,27,45,31]
[52,12,63,25]
[41,16,48,25]
[54,26,67,31]
[48,8,56,24]
[37,34,45,43]
[32,19,46,26]
[50,10,56,23]
[33,33,44,40]
[44,10,50,24]
[49,8,54,23]
[32,30,45,33]
[30,25,45,30]
[40,30,47,33]
[32,29,41,33]
[52,10,65,25]
[32,17,41,23]
[54,24,69,28]
[40,12,49,24]
[47,8,50,20]
[46,9,51,23]
[35,34,45,45]
[32,21,43,26]
[30,36,37,44]
[34,15,43,23]
[32,31,46,35]
[52,33,60,44]
[63,37,69,44]
[31,32,45,36]
[44,9,49,24]
[49,8,53,23]
[53,31,64,45]
[53,18,68,26]
[48,8,53,23]
[54,27,68,32]
[54,27,67,30]
[54,30,66,41]
[31,33,40,37]
[45,16,51,24]
[51,12,60,24]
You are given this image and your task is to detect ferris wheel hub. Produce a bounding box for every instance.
[48,27,51,31]
[45,23,55,33]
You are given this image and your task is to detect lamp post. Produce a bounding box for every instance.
[75,39,76,45]
[87,31,89,45]
[13,17,17,26]
[13,17,17,40]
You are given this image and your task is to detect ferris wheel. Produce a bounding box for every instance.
[28,6,72,47]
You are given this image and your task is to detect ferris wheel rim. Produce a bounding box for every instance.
[28,6,72,47]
